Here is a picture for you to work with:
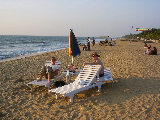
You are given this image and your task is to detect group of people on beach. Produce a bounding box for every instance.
[36,36,104,83]
[82,37,95,51]
[144,43,157,55]
[36,52,104,83]
[36,41,158,83]
[99,38,116,46]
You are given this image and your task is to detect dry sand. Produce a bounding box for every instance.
[0,40,160,120]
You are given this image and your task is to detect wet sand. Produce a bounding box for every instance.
[0,40,160,119]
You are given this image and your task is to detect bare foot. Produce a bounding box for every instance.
[36,78,42,82]
[48,80,51,82]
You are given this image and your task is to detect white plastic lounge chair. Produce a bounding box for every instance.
[97,68,114,84]
[49,65,103,103]
[27,61,65,91]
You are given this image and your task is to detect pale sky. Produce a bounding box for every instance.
[1,0,160,38]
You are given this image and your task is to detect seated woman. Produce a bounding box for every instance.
[37,57,59,82]
[83,52,104,77]
[144,47,152,55]
[151,47,157,55]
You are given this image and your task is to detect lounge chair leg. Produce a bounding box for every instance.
[31,87,33,91]
[27,84,33,91]
[55,93,59,99]
[69,94,74,103]
[47,86,50,90]
[66,75,71,84]
[46,82,52,90]
[98,85,102,92]
[112,80,114,87]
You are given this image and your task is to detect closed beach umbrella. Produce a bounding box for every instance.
[69,29,81,64]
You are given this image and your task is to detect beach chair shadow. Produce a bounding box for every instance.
[27,61,65,91]
[49,65,104,103]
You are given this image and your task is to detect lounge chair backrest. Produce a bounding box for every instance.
[75,65,101,86]
[49,64,103,103]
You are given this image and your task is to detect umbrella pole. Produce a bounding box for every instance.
[72,56,74,64]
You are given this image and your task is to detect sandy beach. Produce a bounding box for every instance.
[0,40,160,119]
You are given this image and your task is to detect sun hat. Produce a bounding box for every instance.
[91,52,100,57]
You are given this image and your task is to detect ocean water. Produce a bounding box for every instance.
[0,35,103,60]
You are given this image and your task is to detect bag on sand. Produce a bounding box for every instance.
[54,81,65,88]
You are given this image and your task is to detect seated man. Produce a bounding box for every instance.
[151,47,157,55]
[83,52,104,77]
[37,57,59,82]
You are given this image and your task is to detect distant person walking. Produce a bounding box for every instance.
[92,37,95,46]
[87,37,91,51]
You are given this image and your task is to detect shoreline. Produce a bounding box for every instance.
[0,48,67,63]
[0,41,160,119]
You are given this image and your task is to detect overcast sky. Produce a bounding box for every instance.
[1,0,160,37]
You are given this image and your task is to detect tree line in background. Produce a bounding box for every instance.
[123,28,160,40]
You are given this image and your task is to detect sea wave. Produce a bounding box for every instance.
[0,35,104,60]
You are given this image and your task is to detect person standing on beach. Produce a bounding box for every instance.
[92,37,95,46]
[37,57,59,82]
[83,52,104,77]
[87,37,91,51]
